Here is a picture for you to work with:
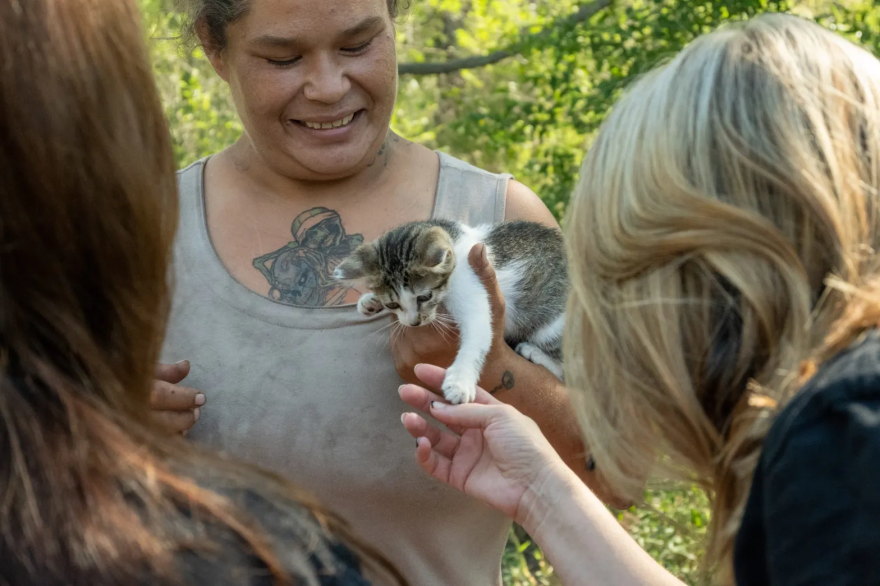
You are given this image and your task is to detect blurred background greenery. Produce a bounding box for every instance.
[140,0,880,583]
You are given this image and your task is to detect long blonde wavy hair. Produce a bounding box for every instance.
[564,13,880,582]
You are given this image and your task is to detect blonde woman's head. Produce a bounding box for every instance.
[565,12,880,579]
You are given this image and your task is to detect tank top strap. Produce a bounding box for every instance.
[176,156,209,235]
[431,151,510,225]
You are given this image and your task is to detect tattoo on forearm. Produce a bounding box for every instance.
[253,207,363,307]
[489,371,515,395]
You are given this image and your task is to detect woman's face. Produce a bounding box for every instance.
[210,0,398,180]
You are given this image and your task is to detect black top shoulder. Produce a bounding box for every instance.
[735,330,880,586]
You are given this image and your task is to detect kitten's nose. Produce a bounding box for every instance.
[409,318,421,327]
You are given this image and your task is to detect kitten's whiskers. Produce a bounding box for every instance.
[429,321,452,344]
[388,320,406,350]
[364,317,398,343]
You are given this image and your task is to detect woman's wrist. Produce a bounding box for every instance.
[480,342,560,398]
[478,343,522,394]
[516,459,585,536]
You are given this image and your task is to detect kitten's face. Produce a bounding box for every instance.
[334,224,456,326]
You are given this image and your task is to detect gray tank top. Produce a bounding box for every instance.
[162,152,512,586]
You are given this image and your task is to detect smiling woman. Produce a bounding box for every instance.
[160,0,591,584]
[194,1,399,179]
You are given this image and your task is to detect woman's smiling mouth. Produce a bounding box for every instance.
[293,111,360,130]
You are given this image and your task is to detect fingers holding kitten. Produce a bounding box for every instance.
[467,243,506,336]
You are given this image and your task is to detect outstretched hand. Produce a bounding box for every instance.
[399,363,568,524]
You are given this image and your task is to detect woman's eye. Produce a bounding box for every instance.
[417,293,432,303]
[341,40,373,54]
[266,57,301,67]
[385,302,400,310]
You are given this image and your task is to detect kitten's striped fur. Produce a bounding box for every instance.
[334,220,567,403]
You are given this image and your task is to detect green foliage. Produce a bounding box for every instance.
[395,0,792,219]
[141,0,242,165]
[620,488,711,585]
[137,1,880,584]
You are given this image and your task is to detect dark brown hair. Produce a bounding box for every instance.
[182,0,411,51]
[0,0,403,584]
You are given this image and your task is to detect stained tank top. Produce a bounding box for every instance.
[162,152,512,586]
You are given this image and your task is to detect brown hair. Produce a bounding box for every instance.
[0,0,403,584]
[181,0,412,51]
[564,13,880,583]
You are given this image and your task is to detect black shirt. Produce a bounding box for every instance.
[735,331,880,585]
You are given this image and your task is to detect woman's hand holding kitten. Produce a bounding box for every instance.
[336,220,567,404]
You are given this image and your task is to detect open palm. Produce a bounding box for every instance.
[400,364,567,523]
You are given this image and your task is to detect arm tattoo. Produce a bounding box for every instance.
[253,207,364,307]
[489,371,515,395]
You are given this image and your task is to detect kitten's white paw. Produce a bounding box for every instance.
[442,369,477,404]
[516,343,564,380]
[515,342,540,362]
[357,294,384,317]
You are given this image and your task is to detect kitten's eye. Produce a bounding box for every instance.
[417,293,433,303]
[385,302,400,310]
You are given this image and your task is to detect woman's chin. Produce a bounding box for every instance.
[278,144,384,180]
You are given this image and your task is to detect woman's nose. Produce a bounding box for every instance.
[302,54,350,104]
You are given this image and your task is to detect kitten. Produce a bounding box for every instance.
[333,219,567,404]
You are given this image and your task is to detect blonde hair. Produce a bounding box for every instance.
[564,13,880,582]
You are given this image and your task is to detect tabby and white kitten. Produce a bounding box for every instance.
[334,219,568,404]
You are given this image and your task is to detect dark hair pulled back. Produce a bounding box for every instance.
[182,0,410,51]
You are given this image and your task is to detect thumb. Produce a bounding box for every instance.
[429,401,509,430]
[468,243,505,333]
[155,360,190,384]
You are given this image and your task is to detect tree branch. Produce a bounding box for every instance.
[398,0,613,76]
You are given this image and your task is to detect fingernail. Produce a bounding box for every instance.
[193,407,201,422]
[480,244,488,263]
[430,401,445,409]
[415,438,420,448]
[400,413,407,424]
[194,393,206,406]
[175,360,189,366]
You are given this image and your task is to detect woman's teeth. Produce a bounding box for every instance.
[301,113,355,130]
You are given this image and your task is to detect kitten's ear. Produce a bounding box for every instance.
[416,227,455,273]
[333,244,379,285]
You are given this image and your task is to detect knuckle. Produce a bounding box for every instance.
[499,404,519,419]
[150,382,169,403]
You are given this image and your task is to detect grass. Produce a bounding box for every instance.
[501,487,710,586]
